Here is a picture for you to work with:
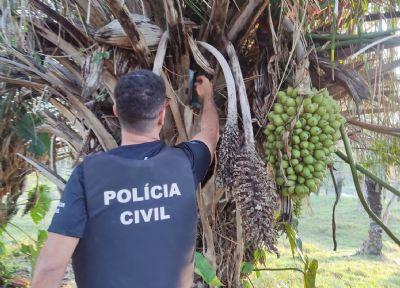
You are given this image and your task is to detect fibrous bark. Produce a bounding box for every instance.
[359,177,383,256]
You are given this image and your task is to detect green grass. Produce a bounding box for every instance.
[252,195,400,288]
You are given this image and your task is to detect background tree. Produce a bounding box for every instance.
[360,176,383,256]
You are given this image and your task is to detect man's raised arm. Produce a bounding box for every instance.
[31,233,79,288]
[192,75,219,156]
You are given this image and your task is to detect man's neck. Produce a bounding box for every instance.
[120,130,160,146]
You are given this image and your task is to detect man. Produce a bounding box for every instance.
[31,70,219,288]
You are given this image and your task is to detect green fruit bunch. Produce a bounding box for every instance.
[263,87,345,198]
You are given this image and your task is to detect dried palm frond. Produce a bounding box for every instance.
[94,13,162,50]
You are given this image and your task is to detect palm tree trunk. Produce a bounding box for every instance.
[359,177,383,256]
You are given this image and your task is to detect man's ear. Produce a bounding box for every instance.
[113,105,119,117]
[157,106,166,126]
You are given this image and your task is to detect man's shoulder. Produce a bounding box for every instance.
[174,140,209,152]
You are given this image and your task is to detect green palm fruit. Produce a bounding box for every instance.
[292,89,298,98]
[303,113,312,120]
[294,128,303,135]
[329,146,337,153]
[300,141,309,149]
[300,131,310,141]
[267,134,275,142]
[286,167,295,175]
[330,120,341,129]
[300,149,310,157]
[314,171,324,179]
[306,180,318,192]
[276,126,285,135]
[307,165,315,173]
[294,164,304,173]
[297,176,305,184]
[276,140,284,149]
[295,96,302,106]
[292,135,301,144]
[287,87,294,97]
[273,115,284,126]
[291,149,301,158]
[317,106,327,116]
[319,133,327,141]
[286,180,296,187]
[281,113,289,122]
[310,126,321,136]
[282,187,290,196]
[302,167,311,177]
[286,98,296,107]
[304,155,314,164]
[277,91,287,103]
[307,117,319,126]
[286,106,296,116]
[276,177,285,186]
[291,158,300,166]
[314,162,325,172]
[305,103,317,113]
[312,94,323,104]
[318,119,329,127]
[322,113,330,121]
[295,185,305,194]
[266,123,275,130]
[267,112,276,121]
[314,149,325,160]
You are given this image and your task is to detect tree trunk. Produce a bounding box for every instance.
[359,177,383,256]
[336,174,344,195]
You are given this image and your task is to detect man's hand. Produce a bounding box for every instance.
[195,75,213,102]
[31,233,79,288]
[193,76,219,156]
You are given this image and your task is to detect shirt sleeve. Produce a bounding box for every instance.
[175,140,212,186]
[48,163,87,238]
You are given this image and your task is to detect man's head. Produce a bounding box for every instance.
[113,70,167,134]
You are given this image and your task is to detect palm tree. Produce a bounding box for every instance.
[360,176,383,256]
[1,0,400,286]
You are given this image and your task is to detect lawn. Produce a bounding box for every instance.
[3,177,400,287]
[252,194,400,288]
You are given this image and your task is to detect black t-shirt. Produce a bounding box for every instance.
[48,140,211,238]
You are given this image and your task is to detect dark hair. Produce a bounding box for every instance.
[114,70,166,132]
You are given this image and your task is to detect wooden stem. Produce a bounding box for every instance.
[335,150,400,197]
[234,205,244,286]
[197,41,237,127]
[340,126,400,247]
[329,166,340,251]
[226,41,254,147]
[152,31,169,75]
